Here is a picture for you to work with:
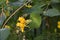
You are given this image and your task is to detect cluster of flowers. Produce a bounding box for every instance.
[16,17,32,32]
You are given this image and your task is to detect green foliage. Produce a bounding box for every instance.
[51,0,60,3]
[43,8,60,17]
[29,13,41,29]
[0,0,60,40]
[0,0,6,5]
[0,28,10,40]
[34,33,57,40]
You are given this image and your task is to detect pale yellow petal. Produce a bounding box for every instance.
[20,28,24,32]
[26,19,32,24]
[16,22,20,27]
[5,25,10,29]
[19,23,26,28]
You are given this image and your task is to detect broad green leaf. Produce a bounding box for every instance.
[23,4,44,14]
[30,2,46,14]
[29,13,42,29]
[0,28,10,40]
[10,2,23,6]
[43,8,60,17]
[23,1,46,14]
[10,0,27,6]
[51,3,60,11]
[19,0,26,3]
[51,0,60,3]
[31,4,44,14]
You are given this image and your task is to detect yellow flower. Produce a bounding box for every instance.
[18,17,25,21]
[20,27,24,32]
[58,21,60,25]
[16,22,20,27]
[18,17,26,24]
[57,25,60,29]
[25,4,32,8]
[16,23,26,28]
[19,23,26,28]
[20,20,26,24]
[19,23,25,32]
[17,17,26,32]
[16,23,25,32]
[16,16,31,32]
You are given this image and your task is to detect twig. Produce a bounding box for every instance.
[2,1,31,28]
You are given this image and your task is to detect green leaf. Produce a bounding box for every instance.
[43,8,60,17]
[0,28,10,40]
[10,0,26,6]
[10,2,23,6]
[51,0,60,3]
[51,3,60,11]
[29,13,42,29]
[19,0,26,2]
[30,3,46,14]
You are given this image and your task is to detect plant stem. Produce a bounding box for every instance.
[2,1,31,28]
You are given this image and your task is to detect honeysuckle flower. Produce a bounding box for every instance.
[16,22,26,32]
[18,17,26,24]
[16,16,31,32]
